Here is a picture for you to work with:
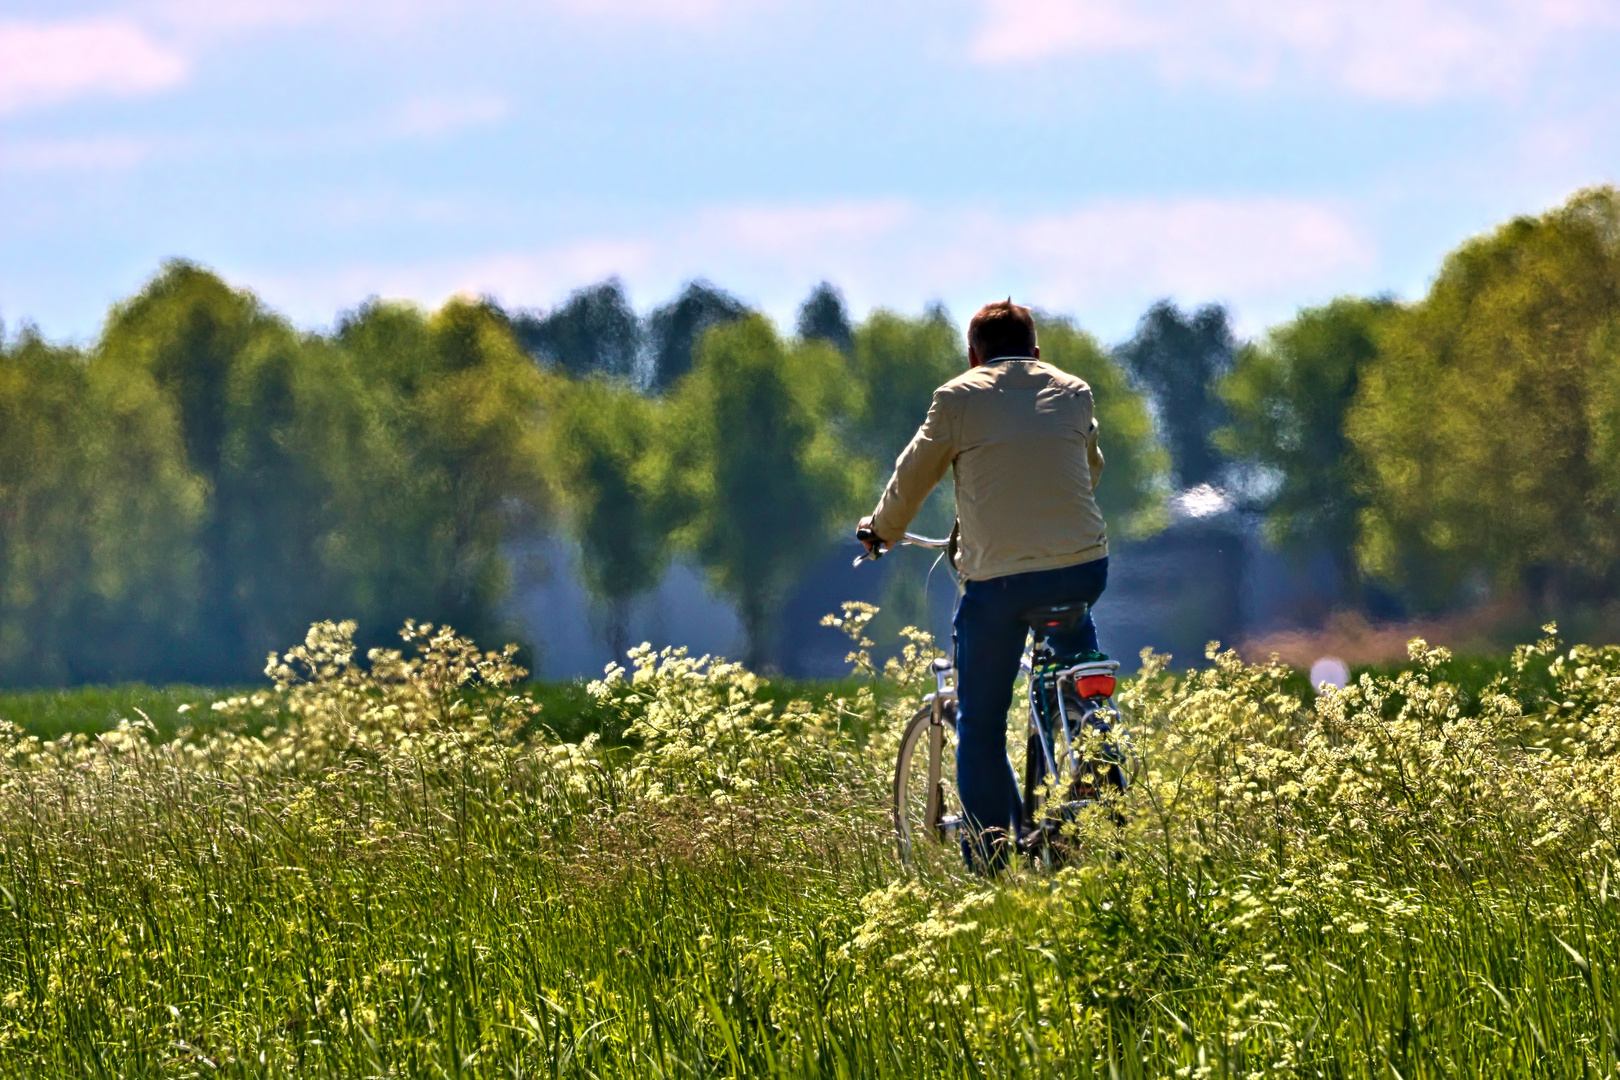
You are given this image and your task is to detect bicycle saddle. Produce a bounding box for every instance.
[1021,602,1090,633]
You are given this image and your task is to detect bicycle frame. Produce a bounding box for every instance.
[867,534,1128,859]
[1021,652,1122,829]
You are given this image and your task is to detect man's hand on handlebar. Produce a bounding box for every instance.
[852,523,948,567]
[856,516,887,558]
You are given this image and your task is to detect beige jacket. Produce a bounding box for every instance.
[870,358,1107,582]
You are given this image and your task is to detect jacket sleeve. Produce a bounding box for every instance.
[1087,417,1105,492]
[870,389,956,542]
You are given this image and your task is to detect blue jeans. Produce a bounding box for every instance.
[953,557,1108,870]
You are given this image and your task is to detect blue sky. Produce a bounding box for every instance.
[2,0,1617,344]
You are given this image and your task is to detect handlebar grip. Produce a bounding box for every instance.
[854,524,884,567]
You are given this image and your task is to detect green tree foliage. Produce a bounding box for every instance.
[0,335,94,681]
[510,278,641,380]
[647,280,750,392]
[664,315,869,669]
[88,263,302,679]
[0,263,553,687]
[849,306,964,473]
[1116,300,1235,489]
[22,200,1620,686]
[334,298,552,644]
[796,281,854,356]
[1037,315,1170,540]
[544,376,671,660]
[843,307,966,635]
[0,330,205,684]
[1218,297,1396,591]
[1348,187,1620,608]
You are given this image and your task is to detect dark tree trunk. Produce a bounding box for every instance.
[605,598,631,664]
[740,594,776,674]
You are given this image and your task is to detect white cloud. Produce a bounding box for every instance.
[0,0,762,118]
[664,198,1375,336]
[550,0,751,19]
[971,0,1617,101]
[1004,198,1375,308]
[244,196,1376,339]
[146,0,331,33]
[0,17,187,113]
[0,136,151,173]
[147,0,756,34]
[250,239,659,325]
[392,94,508,138]
[689,201,915,260]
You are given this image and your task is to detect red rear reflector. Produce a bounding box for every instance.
[1076,675,1116,698]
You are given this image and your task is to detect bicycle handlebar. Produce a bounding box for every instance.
[853,531,950,568]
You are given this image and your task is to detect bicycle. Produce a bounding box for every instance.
[856,531,1130,867]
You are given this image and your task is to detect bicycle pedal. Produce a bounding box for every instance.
[1017,821,1077,861]
[1024,818,1070,841]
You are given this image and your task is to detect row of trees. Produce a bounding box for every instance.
[1221,186,1620,614]
[5,185,1618,684]
[0,267,550,684]
[532,180,1620,648]
[0,270,1165,683]
[544,293,1166,666]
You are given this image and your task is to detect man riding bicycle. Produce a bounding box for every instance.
[857,299,1109,870]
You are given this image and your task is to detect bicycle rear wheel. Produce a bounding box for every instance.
[892,698,961,863]
[1022,684,1128,862]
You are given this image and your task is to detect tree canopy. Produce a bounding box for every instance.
[646,281,751,392]
[796,281,855,356]
[1,265,552,686]
[662,316,869,670]
[0,268,1179,682]
[1219,296,1396,592]
[544,376,671,660]
[0,328,204,684]
[1116,301,1235,490]
[12,187,1619,684]
[510,278,641,380]
[1037,315,1170,540]
[1347,187,1620,609]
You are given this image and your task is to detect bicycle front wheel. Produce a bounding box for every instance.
[892,698,961,863]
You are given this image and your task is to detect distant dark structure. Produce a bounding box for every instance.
[1116,301,1235,489]
[756,485,1355,679]
[646,281,751,391]
[1093,509,1249,669]
[510,279,641,380]
[795,281,854,356]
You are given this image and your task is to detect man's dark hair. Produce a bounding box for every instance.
[968,298,1037,360]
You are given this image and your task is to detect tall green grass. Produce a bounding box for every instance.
[0,677,869,746]
[0,621,1615,1077]
[0,684,238,742]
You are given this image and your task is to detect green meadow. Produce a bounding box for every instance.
[0,619,1615,1078]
